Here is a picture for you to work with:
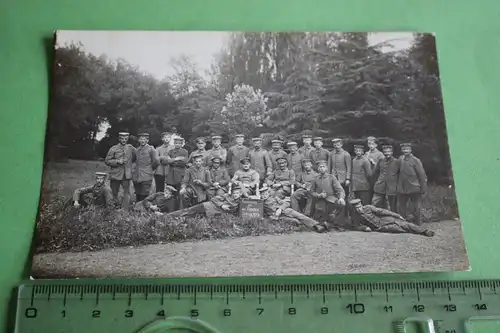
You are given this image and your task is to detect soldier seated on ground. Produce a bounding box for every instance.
[349,199,435,237]
[231,157,260,198]
[207,156,230,199]
[179,153,212,208]
[266,156,295,199]
[291,158,317,216]
[133,185,177,215]
[72,172,114,209]
[167,185,244,219]
[259,185,326,233]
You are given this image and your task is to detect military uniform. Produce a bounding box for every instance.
[231,157,260,197]
[188,149,210,166]
[291,164,317,216]
[104,132,136,208]
[266,159,296,199]
[298,144,314,160]
[154,142,170,193]
[351,147,372,205]
[268,140,288,171]
[372,148,400,211]
[206,136,227,168]
[180,160,212,208]
[310,138,330,171]
[207,157,231,198]
[287,142,304,177]
[168,191,243,218]
[349,199,433,236]
[248,140,273,183]
[310,162,346,222]
[329,140,352,200]
[226,136,250,177]
[397,144,427,225]
[133,189,176,214]
[133,134,160,202]
[260,186,324,232]
[364,148,384,167]
[72,172,114,208]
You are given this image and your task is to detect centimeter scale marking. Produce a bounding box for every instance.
[15,280,500,333]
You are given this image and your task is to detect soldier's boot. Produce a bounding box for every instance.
[423,230,435,237]
[312,224,327,233]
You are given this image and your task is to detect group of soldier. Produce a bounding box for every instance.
[71,131,435,237]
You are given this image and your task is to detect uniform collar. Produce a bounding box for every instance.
[318,173,328,178]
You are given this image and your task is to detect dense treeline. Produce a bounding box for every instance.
[46,32,452,184]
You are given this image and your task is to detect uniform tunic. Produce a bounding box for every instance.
[226,144,250,176]
[310,173,346,218]
[206,146,228,167]
[364,148,384,167]
[166,148,189,186]
[133,144,159,183]
[298,145,314,159]
[262,196,319,229]
[269,149,288,171]
[310,148,330,170]
[208,167,230,197]
[329,148,352,184]
[231,169,260,196]
[188,149,210,166]
[351,156,372,191]
[266,168,296,198]
[397,154,427,225]
[287,151,304,176]
[73,183,114,208]
[371,156,400,210]
[248,148,273,180]
[291,169,318,215]
[168,193,242,218]
[105,143,136,180]
[181,166,212,203]
[155,144,171,177]
[134,192,176,213]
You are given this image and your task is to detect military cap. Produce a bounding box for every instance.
[313,137,323,141]
[381,144,393,150]
[231,183,242,191]
[271,139,283,144]
[191,152,204,160]
[174,137,184,142]
[251,137,262,142]
[164,185,177,192]
[138,133,150,138]
[212,135,222,140]
[400,143,412,147]
[276,156,287,163]
[240,157,251,164]
[287,141,298,146]
[95,172,107,177]
[353,145,364,149]
[367,136,377,142]
[302,134,312,139]
[316,160,328,166]
[235,134,245,138]
[349,199,363,205]
[259,184,271,193]
[331,138,342,143]
[211,156,222,163]
[195,137,206,143]
[118,132,130,136]
[301,158,313,164]
[161,132,169,137]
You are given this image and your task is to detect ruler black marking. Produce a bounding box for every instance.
[226,289,229,305]
[478,285,483,300]
[447,286,451,301]
[385,284,388,303]
[95,290,99,305]
[354,288,357,302]
[416,285,420,302]
[194,289,197,305]
[322,286,326,303]
[291,289,294,304]
[127,291,132,307]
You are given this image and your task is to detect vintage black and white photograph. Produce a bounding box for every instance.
[31,30,469,278]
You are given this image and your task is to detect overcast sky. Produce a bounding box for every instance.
[56,31,416,80]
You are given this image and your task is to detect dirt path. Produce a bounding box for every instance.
[32,220,469,278]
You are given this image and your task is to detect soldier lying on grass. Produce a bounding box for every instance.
[133,185,177,215]
[166,185,244,219]
[259,184,327,233]
[72,172,114,209]
[348,199,435,237]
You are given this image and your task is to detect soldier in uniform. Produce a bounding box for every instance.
[104,132,136,208]
[269,139,288,171]
[231,157,260,197]
[310,160,346,223]
[286,141,304,177]
[298,134,314,159]
[266,156,296,199]
[349,199,435,237]
[329,138,352,206]
[154,132,171,193]
[165,137,189,210]
[290,159,317,216]
[226,134,250,177]
[364,136,384,168]
[179,153,212,209]
[207,156,230,199]
[206,135,227,168]
[371,144,400,211]
[168,184,244,219]
[133,133,159,202]
[72,172,114,209]
[188,137,210,167]
[397,143,427,225]
[351,144,372,205]
[259,185,326,233]
[133,185,177,215]
[310,137,329,170]
[248,137,273,185]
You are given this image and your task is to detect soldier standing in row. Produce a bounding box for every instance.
[133,133,159,202]
[188,137,210,167]
[291,159,317,216]
[266,156,295,199]
[371,144,399,211]
[269,139,288,171]
[231,157,260,197]
[364,136,384,168]
[154,132,171,193]
[207,156,230,199]
[248,137,272,185]
[310,160,346,223]
[166,137,188,210]
[179,153,212,209]
[397,143,427,225]
[287,141,304,177]
[329,138,352,206]
[104,132,135,208]
[206,135,227,168]
[226,134,250,177]
[351,144,372,205]
[298,134,314,159]
[310,137,329,171]
[72,172,114,209]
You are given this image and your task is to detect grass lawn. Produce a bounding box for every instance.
[34,159,461,254]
